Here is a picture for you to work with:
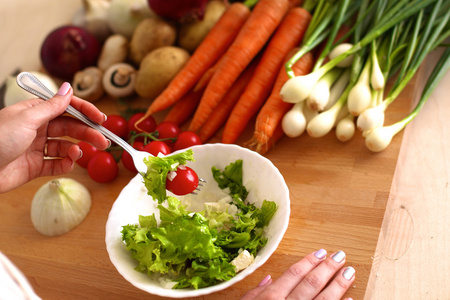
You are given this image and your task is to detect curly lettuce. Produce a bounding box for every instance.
[122,159,277,289]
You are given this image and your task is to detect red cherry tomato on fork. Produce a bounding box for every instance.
[173,131,202,151]
[166,166,199,195]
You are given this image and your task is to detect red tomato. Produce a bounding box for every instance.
[103,115,128,139]
[128,113,157,133]
[173,131,202,151]
[87,152,119,183]
[122,141,145,172]
[166,166,199,195]
[144,141,171,156]
[155,121,181,146]
[76,141,100,168]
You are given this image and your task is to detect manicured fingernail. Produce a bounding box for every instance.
[77,149,83,160]
[106,139,112,148]
[57,82,71,96]
[102,113,108,122]
[332,251,346,263]
[314,249,327,259]
[343,267,355,280]
[258,275,271,287]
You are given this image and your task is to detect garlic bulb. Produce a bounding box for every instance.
[31,178,91,237]
[4,72,58,107]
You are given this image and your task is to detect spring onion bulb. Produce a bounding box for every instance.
[307,68,343,111]
[281,102,307,138]
[371,50,385,90]
[347,60,372,116]
[31,178,91,236]
[307,101,344,138]
[280,71,322,103]
[357,102,386,131]
[324,68,350,111]
[328,43,355,67]
[364,122,405,152]
[336,113,355,142]
[303,101,319,123]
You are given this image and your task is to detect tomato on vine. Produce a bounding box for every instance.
[87,152,119,183]
[173,131,202,151]
[128,112,157,134]
[76,141,100,168]
[166,165,199,195]
[103,115,128,139]
[144,141,171,156]
[122,141,145,172]
[155,121,181,146]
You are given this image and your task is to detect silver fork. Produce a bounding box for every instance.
[16,72,203,192]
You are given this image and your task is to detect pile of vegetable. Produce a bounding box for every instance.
[76,112,202,184]
[122,159,277,289]
[135,0,449,153]
[37,0,228,102]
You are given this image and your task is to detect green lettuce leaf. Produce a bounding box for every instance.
[211,160,248,200]
[142,149,195,203]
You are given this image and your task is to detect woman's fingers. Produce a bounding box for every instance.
[47,116,109,150]
[287,250,347,299]
[254,249,328,298]
[315,266,356,299]
[45,139,82,161]
[71,95,107,124]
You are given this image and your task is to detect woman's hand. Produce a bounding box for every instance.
[241,249,355,300]
[0,82,109,193]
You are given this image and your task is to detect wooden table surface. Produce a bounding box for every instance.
[1,1,449,299]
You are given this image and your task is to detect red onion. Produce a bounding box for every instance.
[147,0,208,22]
[40,26,101,80]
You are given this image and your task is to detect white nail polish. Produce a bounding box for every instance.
[332,251,346,263]
[343,266,355,280]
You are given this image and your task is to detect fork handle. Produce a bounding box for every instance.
[16,72,134,153]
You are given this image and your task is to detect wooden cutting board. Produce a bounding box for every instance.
[0,72,418,299]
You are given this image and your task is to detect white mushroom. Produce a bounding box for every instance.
[72,67,104,102]
[102,63,136,98]
[97,34,129,71]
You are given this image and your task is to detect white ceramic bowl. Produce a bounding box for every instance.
[105,143,290,298]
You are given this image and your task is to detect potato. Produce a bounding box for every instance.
[130,17,177,65]
[135,46,190,99]
[178,1,227,53]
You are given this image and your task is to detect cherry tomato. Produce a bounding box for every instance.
[103,115,128,139]
[76,141,100,168]
[87,152,119,183]
[128,112,157,134]
[144,141,171,156]
[122,141,145,172]
[155,121,181,146]
[166,166,199,195]
[173,131,202,151]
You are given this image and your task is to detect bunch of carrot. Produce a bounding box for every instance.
[138,0,314,153]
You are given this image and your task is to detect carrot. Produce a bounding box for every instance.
[137,2,251,123]
[250,50,314,152]
[163,88,203,126]
[193,64,216,92]
[257,123,285,155]
[188,0,290,132]
[221,7,312,144]
[198,57,258,142]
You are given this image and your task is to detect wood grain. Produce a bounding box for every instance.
[1,1,449,299]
